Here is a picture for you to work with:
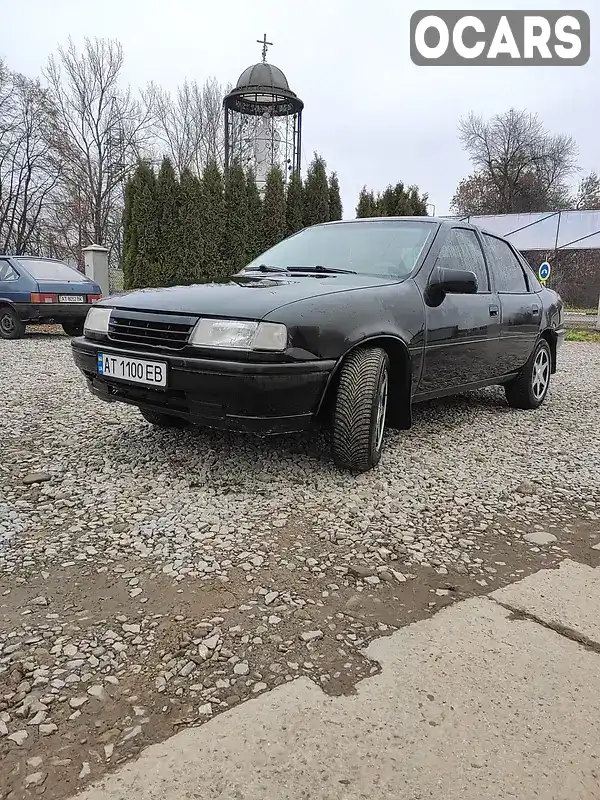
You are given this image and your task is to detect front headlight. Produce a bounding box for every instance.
[189,319,287,352]
[84,307,111,335]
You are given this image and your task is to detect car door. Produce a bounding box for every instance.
[481,234,541,375]
[417,226,500,396]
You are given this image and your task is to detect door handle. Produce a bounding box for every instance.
[532,306,540,315]
[489,304,499,317]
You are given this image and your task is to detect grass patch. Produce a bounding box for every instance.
[566,328,600,343]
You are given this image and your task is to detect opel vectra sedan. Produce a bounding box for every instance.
[72,218,565,471]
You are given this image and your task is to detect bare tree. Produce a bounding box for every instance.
[43,37,154,263]
[453,109,578,215]
[0,65,63,254]
[148,77,229,176]
[574,172,600,210]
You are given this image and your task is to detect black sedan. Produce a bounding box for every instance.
[72,218,565,471]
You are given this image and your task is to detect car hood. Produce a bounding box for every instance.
[101,273,399,319]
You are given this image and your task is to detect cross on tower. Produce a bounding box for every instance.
[256,33,273,62]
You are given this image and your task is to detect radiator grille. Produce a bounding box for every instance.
[108,311,196,351]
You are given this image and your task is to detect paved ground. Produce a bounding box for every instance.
[74,560,600,800]
[1,330,600,799]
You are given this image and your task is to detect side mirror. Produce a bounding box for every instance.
[426,268,478,305]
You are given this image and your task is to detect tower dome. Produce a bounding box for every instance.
[225,58,303,117]
[236,62,290,92]
[223,34,304,189]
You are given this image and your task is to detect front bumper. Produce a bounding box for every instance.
[71,338,335,434]
[16,303,91,323]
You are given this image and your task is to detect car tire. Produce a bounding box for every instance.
[139,408,188,428]
[62,320,84,337]
[332,346,389,472]
[505,338,552,410]
[0,306,25,340]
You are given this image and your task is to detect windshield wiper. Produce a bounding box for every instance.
[244,263,289,273]
[286,265,357,275]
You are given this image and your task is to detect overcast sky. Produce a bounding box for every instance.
[3,0,598,217]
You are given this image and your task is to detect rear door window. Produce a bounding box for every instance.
[483,235,529,293]
[15,258,86,282]
[516,253,543,292]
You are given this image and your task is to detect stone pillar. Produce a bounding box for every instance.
[83,244,110,297]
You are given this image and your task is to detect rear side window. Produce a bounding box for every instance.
[516,253,543,292]
[435,228,489,292]
[0,261,18,281]
[14,258,86,282]
[483,235,529,293]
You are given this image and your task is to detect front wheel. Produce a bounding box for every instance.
[505,339,552,410]
[331,346,389,472]
[139,408,188,429]
[62,320,84,337]
[0,306,25,340]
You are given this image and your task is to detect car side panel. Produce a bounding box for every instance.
[416,295,500,394]
[481,236,542,374]
[496,292,542,373]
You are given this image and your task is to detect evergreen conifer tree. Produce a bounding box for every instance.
[154,157,181,286]
[224,161,248,272]
[179,168,205,283]
[355,187,378,218]
[328,172,342,221]
[245,168,263,262]
[201,159,226,280]
[129,160,158,289]
[303,153,329,227]
[286,169,304,236]
[122,171,137,290]
[262,166,286,249]
[368,182,429,217]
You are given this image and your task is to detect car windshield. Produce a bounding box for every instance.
[15,258,89,282]
[244,220,437,278]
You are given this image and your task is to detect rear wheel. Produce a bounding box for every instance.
[331,346,389,472]
[62,320,84,337]
[139,408,188,429]
[0,306,25,340]
[505,339,552,410]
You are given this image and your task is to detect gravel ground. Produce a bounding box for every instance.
[1,329,600,799]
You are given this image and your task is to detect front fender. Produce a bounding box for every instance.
[316,332,415,429]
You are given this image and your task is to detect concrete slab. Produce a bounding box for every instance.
[491,559,600,645]
[75,594,600,800]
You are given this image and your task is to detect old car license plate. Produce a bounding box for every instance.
[59,294,85,303]
[97,353,167,387]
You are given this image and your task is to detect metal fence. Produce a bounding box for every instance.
[109,268,124,294]
[449,210,600,251]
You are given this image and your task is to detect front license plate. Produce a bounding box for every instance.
[59,295,84,303]
[97,353,167,387]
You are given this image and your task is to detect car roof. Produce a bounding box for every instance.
[6,255,65,261]
[319,216,475,230]
[318,217,513,241]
